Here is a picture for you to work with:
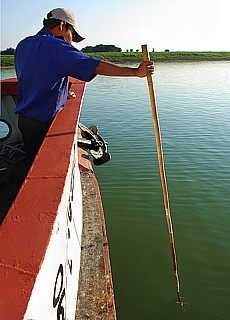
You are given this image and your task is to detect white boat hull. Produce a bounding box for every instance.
[24,135,82,320]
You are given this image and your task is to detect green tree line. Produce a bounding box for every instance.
[82,44,122,53]
[1,47,15,55]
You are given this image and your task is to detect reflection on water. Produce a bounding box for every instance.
[1,67,16,80]
[80,61,230,320]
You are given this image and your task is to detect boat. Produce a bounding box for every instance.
[0,78,116,319]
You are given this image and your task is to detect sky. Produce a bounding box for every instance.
[1,0,229,52]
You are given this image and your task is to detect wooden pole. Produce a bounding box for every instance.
[141,44,183,305]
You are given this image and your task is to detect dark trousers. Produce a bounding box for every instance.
[18,115,53,171]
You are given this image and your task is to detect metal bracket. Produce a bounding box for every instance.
[77,122,111,166]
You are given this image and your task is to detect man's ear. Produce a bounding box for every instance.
[59,21,66,31]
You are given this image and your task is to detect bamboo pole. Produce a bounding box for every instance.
[141,44,183,305]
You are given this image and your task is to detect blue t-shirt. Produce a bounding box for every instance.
[14,29,101,122]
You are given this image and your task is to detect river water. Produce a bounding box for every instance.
[1,62,230,319]
[80,61,230,320]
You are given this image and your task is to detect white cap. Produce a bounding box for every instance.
[48,8,85,42]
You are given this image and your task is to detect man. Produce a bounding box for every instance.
[15,8,154,170]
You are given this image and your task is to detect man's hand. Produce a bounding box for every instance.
[135,61,154,78]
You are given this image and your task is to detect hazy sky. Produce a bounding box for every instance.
[1,0,229,52]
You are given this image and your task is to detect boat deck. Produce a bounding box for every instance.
[0,78,116,319]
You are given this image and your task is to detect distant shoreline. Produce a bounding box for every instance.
[87,51,230,63]
[1,66,15,69]
[1,52,230,67]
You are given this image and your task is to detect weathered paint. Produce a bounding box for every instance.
[77,167,117,319]
[0,78,86,320]
[94,173,117,319]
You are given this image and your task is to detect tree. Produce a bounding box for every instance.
[1,47,15,55]
[81,46,93,53]
[82,44,122,53]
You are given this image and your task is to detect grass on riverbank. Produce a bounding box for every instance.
[1,51,230,67]
[86,51,230,63]
[1,55,15,67]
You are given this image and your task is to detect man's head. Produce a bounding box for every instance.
[43,8,85,43]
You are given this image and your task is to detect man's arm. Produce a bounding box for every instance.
[95,60,154,78]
